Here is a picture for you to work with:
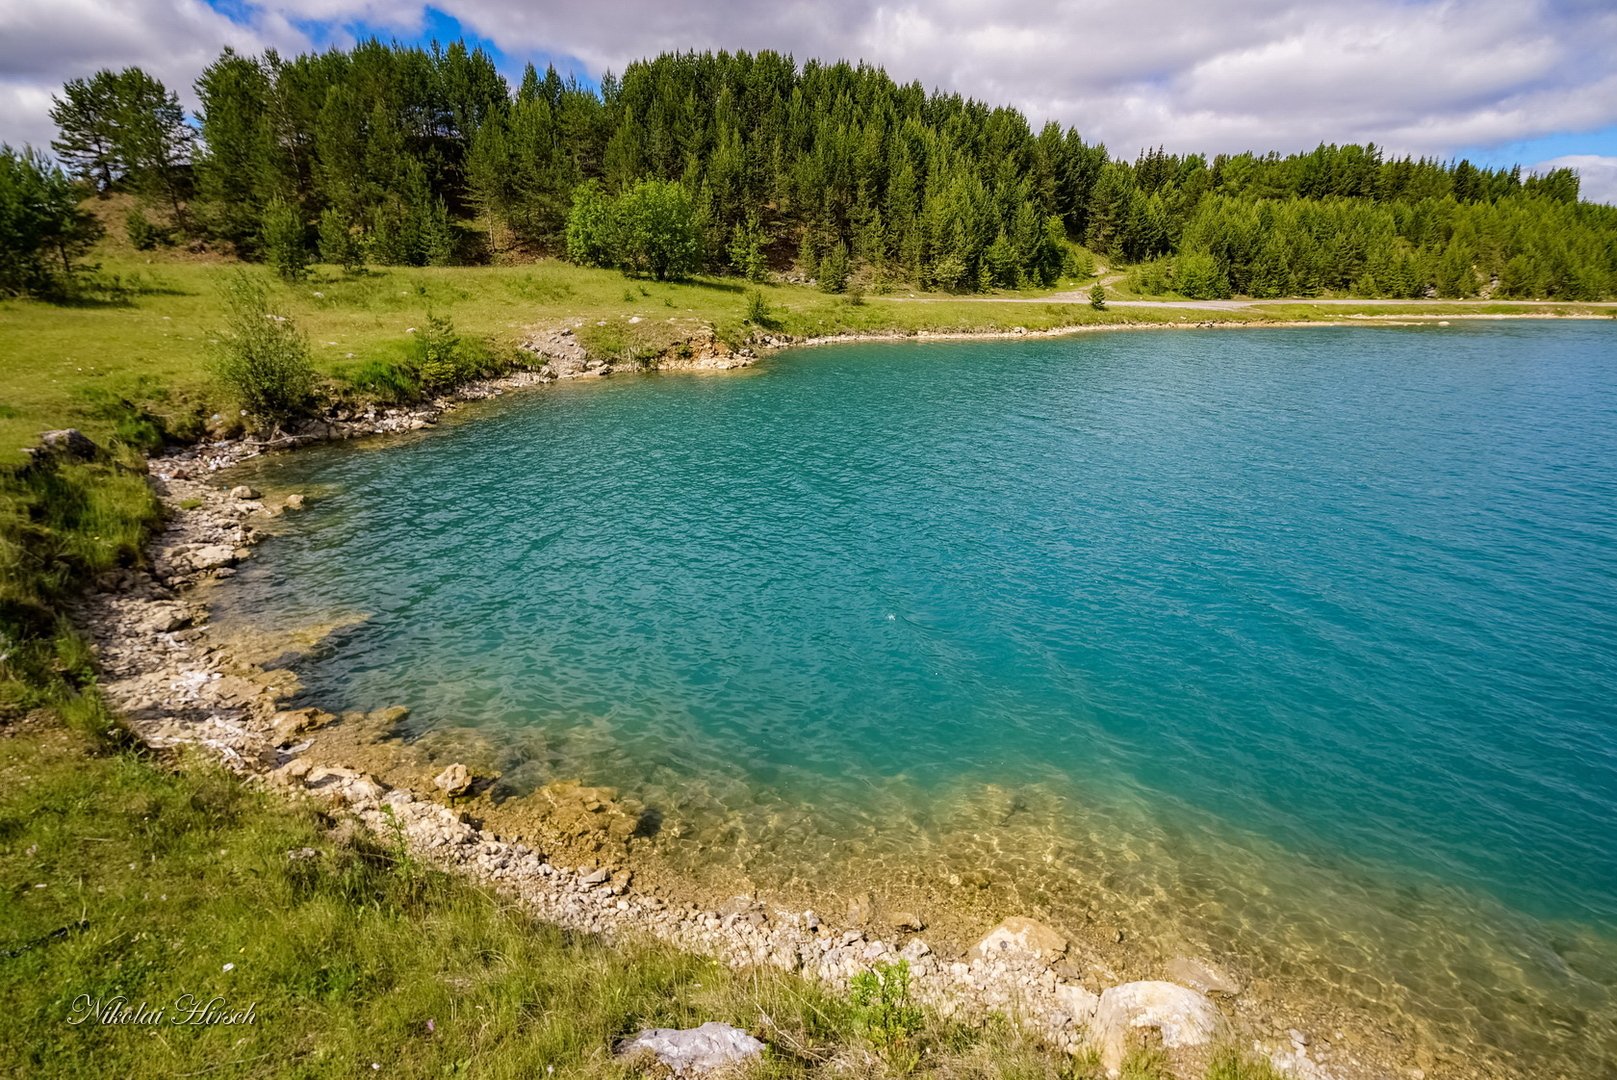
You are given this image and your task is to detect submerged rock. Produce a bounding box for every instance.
[283,493,306,510]
[968,915,1069,966]
[1091,981,1228,1073]
[228,485,259,500]
[1165,955,1243,997]
[888,910,927,933]
[615,1021,765,1076]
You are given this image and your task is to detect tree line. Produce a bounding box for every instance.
[5,41,1615,298]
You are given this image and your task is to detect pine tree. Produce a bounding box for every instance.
[727,214,767,280]
[318,208,363,273]
[818,240,850,293]
[0,146,103,294]
[260,197,308,281]
[49,74,123,190]
[194,49,278,248]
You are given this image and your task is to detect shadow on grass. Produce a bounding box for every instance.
[39,269,194,308]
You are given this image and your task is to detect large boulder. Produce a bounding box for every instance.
[1055,982,1100,1026]
[40,428,100,459]
[968,916,1069,967]
[1092,981,1228,1073]
[615,1021,765,1076]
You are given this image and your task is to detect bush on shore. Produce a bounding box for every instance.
[210,271,316,429]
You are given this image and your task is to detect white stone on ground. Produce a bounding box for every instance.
[615,1021,765,1076]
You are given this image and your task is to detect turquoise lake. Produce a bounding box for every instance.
[219,322,1617,1074]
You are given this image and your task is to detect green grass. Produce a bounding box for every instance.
[0,718,1104,1078]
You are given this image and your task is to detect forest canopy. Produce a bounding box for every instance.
[22,41,1617,299]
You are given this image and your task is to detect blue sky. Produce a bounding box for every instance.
[4,1,1616,201]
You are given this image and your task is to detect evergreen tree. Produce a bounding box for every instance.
[112,68,194,227]
[0,145,103,294]
[50,39,1603,299]
[260,197,308,281]
[318,207,364,272]
[50,67,194,227]
[818,240,850,293]
[727,214,767,280]
[194,49,279,249]
[49,74,123,190]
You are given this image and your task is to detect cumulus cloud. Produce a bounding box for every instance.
[0,0,307,150]
[1535,155,1617,205]
[3,0,1615,179]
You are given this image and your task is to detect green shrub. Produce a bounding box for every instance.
[848,960,923,1054]
[1066,246,1097,279]
[566,179,702,280]
[1118,1044,1173,1080]
[210,271,316,428]
[259,197,308,282]
[124,207,166,250]
[1089,282,1108,309]
[71,388,167,453]
[1128,258,1173,296]
[565,180,616,268]
[337,357,422,404]
[413,312,464,392]
[1205,1046,1284,1080]
[613,179,702,280]
[744,288,774,327]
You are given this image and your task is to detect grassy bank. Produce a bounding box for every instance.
[0,717,1033,1077]
[10,238,1607,465]
[1,715,1295,1078]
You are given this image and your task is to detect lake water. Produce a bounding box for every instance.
[217,322,1617,1075]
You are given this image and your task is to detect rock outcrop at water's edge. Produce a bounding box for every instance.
[71,354,1353,1080]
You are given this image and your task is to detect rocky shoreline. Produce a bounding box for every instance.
[68,323,1423,1080]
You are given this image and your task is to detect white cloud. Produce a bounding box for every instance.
[0,0,308,151]
[2,0,1615,166]
[1534,154,1617,205]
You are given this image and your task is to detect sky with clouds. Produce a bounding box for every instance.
[3,0,1616,203]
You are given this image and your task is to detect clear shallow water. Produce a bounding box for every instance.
[219,323,1617,1074]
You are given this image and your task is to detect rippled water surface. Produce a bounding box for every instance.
[218,323,1617,1074]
